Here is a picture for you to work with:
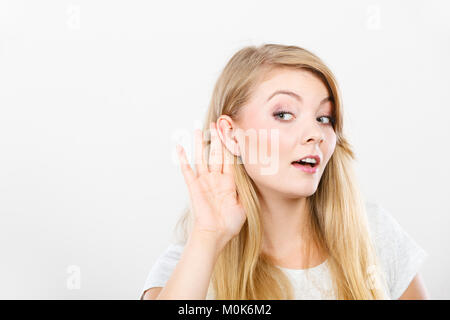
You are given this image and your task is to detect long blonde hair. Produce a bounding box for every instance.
[173,43,389,299]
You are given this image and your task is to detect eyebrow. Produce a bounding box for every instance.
[266,90,332,106]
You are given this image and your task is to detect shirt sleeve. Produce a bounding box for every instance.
[140,242,185,298]
[365,201,428,300]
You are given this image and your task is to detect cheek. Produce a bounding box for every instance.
[323,132,337,162]
[247,132,292,175]
[238,125,280,163]
[253,129,286,164]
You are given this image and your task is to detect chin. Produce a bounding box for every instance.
[283,186,318,198]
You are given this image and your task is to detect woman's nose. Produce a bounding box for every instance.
[300,121,325,145]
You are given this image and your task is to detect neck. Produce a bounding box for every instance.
[257,186,312,256]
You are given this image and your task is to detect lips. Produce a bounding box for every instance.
[291,154,321,167]
[292,161,318,173]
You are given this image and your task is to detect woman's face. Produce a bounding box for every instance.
[231,67,337,198]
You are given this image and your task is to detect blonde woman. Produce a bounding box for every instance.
[141,43,429,300]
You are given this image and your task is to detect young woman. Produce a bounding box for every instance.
[142,43,429,300]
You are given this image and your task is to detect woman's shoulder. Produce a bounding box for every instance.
[163,242,186,257]
[141,241,216,299]
[364,200,425,252]
[141,242,186,295]
[364,200,428,299]
[149,242,186,271]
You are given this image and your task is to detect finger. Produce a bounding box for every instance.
[194,128,208,175]
[208,122,223,173]
[176,144,196,187]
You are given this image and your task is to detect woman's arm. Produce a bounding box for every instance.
[398,273,430,300]
[145,122,247,299]
[142,287,163,299]
[149,229,223,300]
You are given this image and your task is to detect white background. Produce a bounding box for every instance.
[0,0,449,299]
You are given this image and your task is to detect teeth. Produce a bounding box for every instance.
[300,157,317,164]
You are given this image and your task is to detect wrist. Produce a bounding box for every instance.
[189,227,228,255]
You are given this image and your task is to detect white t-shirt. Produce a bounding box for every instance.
[141,201,428,299]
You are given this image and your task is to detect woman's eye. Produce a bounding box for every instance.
[318,116,335,125]
[273,111,294,121]
[273,111,335,126]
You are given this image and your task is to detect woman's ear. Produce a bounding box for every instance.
[216,115,241,157]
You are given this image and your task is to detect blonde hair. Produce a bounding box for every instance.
[173,43,389,299]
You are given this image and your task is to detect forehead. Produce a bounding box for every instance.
[253,67,330,100]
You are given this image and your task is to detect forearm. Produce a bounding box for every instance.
[156,230,224,300]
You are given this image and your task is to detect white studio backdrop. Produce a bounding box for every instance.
[0,0,449,299]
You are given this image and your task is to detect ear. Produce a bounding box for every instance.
[216,115,241,157]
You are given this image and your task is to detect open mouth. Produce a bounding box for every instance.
[291,155,320,173]
[291,160,317,168]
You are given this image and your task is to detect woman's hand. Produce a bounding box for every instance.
[176,122,247,248]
